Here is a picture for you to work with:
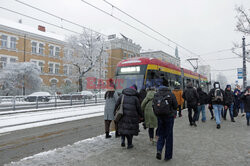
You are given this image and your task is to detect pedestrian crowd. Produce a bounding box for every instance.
[103,79,250,161]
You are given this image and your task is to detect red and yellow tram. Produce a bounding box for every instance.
[115,57,208,91]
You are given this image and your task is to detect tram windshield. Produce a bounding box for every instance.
[115,74,144,93]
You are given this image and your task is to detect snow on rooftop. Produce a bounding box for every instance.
[0,17,65,42]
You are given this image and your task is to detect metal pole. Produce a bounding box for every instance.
[242,36,247,89]
[13,96,16,111]
[70,94,72,106]
[54,95,57,107]
[36,96,38,109]
[23,34,26,96]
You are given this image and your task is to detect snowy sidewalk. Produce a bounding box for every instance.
[5,110,250,166]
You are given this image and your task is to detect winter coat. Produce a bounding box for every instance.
[172,89,184,106]
[104,91,118,120]
[224,89,234,106]
[197,88,208,105]
[141,90,157,128]
[114,88,143,136]
[139,88,147,104]
[234,89,242,106]
[155,86,178,118]
[241,89,250,113]
[182,84,199,107]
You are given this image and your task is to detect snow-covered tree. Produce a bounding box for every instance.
[235,6,250,35]
[0,62,42,96]
[64,30,106,91]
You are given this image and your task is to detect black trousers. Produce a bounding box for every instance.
[187,105,198,124]
[104,120,111,132]
[178,105,182,116]
[209,107,214,117]
[148,128,154,139]
[121,134,133,145]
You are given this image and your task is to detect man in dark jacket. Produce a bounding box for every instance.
[196,87,208,122]
[154,85,178,161]
[223,85,235,122]
[182,82,199,126]
[208,82,225,129]
[241,86,250,126]
[114,84,143,149]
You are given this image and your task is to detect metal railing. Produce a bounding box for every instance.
[0,94,105,112]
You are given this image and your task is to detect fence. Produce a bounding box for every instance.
[0,94,105,112]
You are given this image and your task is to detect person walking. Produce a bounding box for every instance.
[172,84,184,117]
[223,85,235,122]
[104,83,118,138]
[241,86,250,126]
[208,82,225,129]
[114,84,143,149]
[196,87,208,122]
[141,87,157,143]
[182,82,199,126]
[234,85,243,115]
[153,85,178,161]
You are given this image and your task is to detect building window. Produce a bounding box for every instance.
[10,58,16,63]
[63,65,68,75]
[55,47,60,57]
[55,64,60,74]
[10,37,16,49]
[69,65,73,75]
[49,63,54,74]
[38,62,44,73]
[50,79,58,88]
[49,46,54,56]
[0,57,7,69]
[39,43,44,55]
[123,52,127,59]
[65,80,71,86]
[32,42,37,54]
[1,35,7,48]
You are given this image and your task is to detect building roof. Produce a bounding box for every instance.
[0,17,65,43]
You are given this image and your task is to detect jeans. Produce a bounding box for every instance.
[177,105,182,116]
[157,117,174,160]
[223,103,234,120]
[246,112,250,123]
[187,105,198,124]
[213,104,224,125]
[197,104,206,121]
[240,103,244,113]
[148,128,154,139]
[121,135,133,146]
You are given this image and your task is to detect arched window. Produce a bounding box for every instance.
[50,79,58,88]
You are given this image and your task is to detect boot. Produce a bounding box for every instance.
[247,120,249,126]
[231,118,235,122]
[156,151,162,160]
[115,131,120,138]
[105,132,111,139]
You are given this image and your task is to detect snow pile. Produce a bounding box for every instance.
[5,132,118,166]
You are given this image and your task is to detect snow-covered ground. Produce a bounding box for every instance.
[0,105,104,134]
[5,110,250,166]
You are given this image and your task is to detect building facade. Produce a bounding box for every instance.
[0,18,77,92]
[105,35,141,79]
[140,50,180,67]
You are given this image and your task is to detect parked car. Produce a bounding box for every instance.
[81,91,94,99]
[59,92,82,100]
[24,92,51,102]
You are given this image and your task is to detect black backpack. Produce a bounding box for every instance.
[153,92,173,116]
[185,89,195,102]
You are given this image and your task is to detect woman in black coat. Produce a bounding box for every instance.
[241,86,250,126]
[114,84,143,149]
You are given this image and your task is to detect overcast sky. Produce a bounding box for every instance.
[0,0,249,86]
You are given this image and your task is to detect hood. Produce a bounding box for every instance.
[187,82,193,88]
[158,86,171,95]
[213,82,220,89]
[122,88,137,96]
[225,85,231,91]
[146,90,155,100]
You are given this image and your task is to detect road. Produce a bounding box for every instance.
[0,116,104,166]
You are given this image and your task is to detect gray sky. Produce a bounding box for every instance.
[0,0,249,86]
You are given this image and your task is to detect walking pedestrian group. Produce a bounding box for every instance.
[103,79,249,161]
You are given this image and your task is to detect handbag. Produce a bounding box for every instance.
[114,95,124,122]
